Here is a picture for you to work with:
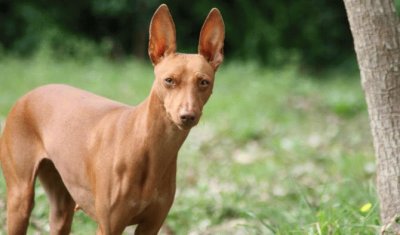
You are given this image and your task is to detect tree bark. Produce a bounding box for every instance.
[343,0,400,233]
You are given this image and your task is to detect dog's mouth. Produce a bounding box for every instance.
[176,121,198,131]
[165,111,190,131]
[164,104,202,131]
[166,111,199,131]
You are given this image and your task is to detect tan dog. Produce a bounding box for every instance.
[0,4,224,235]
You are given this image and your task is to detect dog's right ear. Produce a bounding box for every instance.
[148,4,177,65]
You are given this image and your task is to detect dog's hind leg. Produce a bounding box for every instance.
[0,104,47,235]
[5,170,36,235]
[6,182,36,235]
[0,135,41,235]
[38,159,75,235]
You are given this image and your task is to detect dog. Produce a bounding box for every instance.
[0,4,224,235]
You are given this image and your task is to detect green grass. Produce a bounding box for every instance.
[0,54,379,234]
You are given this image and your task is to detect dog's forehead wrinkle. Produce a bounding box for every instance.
[156,54,212,79]
[178,54,214,77]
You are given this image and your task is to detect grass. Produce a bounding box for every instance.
[0,53,379,234]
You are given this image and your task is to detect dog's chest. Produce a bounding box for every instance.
[110,162,173,217]
[128,188,165,211]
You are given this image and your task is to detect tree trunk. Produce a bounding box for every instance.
[343,0,400,233]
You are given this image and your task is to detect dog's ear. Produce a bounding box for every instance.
[198,8,225,70]
[148,4,176,65]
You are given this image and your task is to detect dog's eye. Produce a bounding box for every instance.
[199,79,210,88]
[164,78,175,86]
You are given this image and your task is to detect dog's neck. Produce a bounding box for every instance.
[147,90,189,147]
[127,88,190,159]
[121,90,189,198]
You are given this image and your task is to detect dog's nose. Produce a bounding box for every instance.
[180,112,196,125]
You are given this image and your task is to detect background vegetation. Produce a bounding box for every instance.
[0,0,391,234]
[0,53,378,234]
[0,0,353,69]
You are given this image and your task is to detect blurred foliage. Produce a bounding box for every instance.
[0,0,353,69]
[0,54,377,234]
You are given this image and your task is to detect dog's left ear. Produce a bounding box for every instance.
[198,8,225,71]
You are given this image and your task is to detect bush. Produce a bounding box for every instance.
[0,0,353,69]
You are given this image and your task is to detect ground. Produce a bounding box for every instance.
[0,54,379,234]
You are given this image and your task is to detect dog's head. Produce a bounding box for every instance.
[148,4,224,130]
